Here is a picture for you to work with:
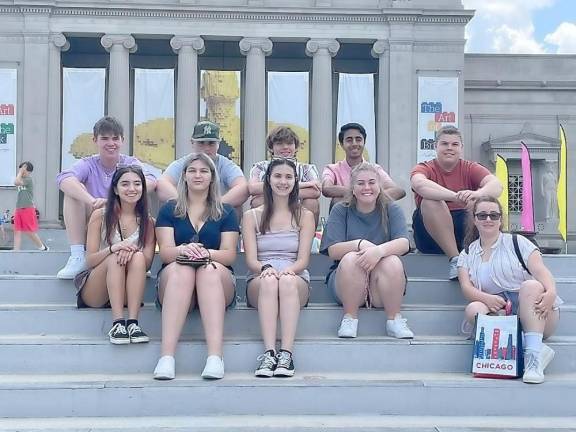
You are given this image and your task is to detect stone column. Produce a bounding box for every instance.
[170,36,204,158]
[371,40,390,172]
[388,39,414,215]
[45,33,69,223]
[306,39,340,219]
[239,37,273,172]
[100,34,137,152]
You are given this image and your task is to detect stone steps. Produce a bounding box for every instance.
[1,372,576,418]
[2,335,575,375]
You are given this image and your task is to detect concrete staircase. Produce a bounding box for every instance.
[1,249,575,430]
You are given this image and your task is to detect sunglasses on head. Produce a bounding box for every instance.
[116,163,143,171]
[475,212,502,221]
[271,156,297,163]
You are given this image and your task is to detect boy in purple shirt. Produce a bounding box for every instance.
[56,116,157,279]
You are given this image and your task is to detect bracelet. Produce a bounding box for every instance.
[109,245,114,254]
[357,239,364,251]
[261,264,273,273]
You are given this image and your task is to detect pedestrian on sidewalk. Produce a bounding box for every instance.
[13,162,48,251]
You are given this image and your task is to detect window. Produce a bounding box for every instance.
[508,174,523,213]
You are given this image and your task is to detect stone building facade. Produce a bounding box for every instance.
[0,0,574,248]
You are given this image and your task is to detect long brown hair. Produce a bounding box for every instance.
[104,165,149,248]
[344,162,392,237]
[463,196,505,248]
[260,158,301,234]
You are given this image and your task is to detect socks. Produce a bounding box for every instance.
[113,318,126,327]
[524,332,543,354]
[70,244,85,258]
[126,319,138,328]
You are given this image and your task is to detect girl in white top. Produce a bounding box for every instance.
[80,166,155,345]
[458,196,561,384]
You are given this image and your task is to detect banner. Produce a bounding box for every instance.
[417,76,458,163]
[520,142,535,232]
[200,70,242,166]
[558,125,567,242]
[62,68,106,170]
[133,68,175,177]
[0,69,17,186]
[267,71,310,163]
[336,73,376,163]
[495,154,509,231]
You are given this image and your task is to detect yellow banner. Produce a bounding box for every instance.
[557,126,567,242]
[495,154,509,231]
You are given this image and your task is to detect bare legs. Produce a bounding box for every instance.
[419,198,459,258]
[247,274,309,353]
[12,231,45,250]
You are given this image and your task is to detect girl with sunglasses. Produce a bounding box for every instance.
[243,158,315,377]
[76,165,155,344]
[458,196,563,384]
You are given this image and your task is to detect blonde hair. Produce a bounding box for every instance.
[344,162,392,236]
[174,153,223,221]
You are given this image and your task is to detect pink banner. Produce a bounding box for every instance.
[520,142,535,232]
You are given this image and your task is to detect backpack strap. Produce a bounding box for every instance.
[512,233,531,274]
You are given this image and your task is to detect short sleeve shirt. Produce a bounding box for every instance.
[56,154,156,199]
[410,159,491,211]
[16,177,34,208]
[250,160,319,183]
[320,202,409,255]
[164,154,244,195]
[155,201,239,250]
[322,159,395,190]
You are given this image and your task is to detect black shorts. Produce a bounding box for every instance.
[412,207,467,254]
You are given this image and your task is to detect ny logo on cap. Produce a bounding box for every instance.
[203,125,212,135]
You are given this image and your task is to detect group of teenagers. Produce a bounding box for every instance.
[49,116,561,385]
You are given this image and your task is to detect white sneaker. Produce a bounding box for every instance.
[386,314,415,339]
[201,355,225,379]
[337,316,358,338]
[523,350,545,384]
[448,256,459,280]
[539,344,555,371]
[153,355,175,380]
[56,255,87,279]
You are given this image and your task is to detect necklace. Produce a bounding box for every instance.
[100,160,117,180]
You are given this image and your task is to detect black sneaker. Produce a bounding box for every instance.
[108,322,130,345]
[255,350,277,377]
[127,322,150,344]
[274,350,295,377]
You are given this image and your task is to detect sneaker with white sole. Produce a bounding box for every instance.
[201,355,225,379]
[153,355,175,380]
[523,350,545,384]
[337,316,358,338]
[274,350,295,377]
[386,314,414,339]
[108,322,130,345]
[539,344,555,371]
[127,323,149,344]
[255,351,277,377]
[56,255,87,279]
[448,256,459,280]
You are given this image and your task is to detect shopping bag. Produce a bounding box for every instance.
[471,314,524,379]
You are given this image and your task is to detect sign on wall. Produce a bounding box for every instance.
[0,69,17,186]
[336,73,376,163]
[133,68,175,178]
[62,68,106,170]
[417,76,458,163]
[267,71,310,163]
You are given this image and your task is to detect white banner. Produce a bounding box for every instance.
[62,68,106,170]
[267,71,310,163]
[336,73,376,163]
[0,69,17,186]
[133,68,175,177]
[417,76,459,163]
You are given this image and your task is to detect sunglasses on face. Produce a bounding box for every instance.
[475,212,502,221]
